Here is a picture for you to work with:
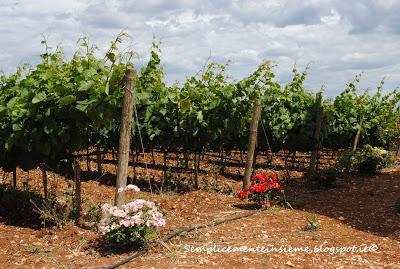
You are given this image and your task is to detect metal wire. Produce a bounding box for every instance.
[131,86,152,193]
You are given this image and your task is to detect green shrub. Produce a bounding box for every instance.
[351,145,395,174]
[337,145,394,175]
[83,204,102,224]
[336,150,353,172]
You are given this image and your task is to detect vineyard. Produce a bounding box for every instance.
[0,35,400,268]
[1,34,400,173]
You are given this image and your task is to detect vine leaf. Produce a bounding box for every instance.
[32,92,47,104]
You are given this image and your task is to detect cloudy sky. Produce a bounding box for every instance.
[1,0,399,96]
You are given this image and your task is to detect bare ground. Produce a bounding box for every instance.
[0,151,399,268]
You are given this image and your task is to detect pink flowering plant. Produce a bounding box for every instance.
[98,185,166,246]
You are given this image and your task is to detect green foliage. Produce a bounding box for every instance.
[261,66,317,151]
[104,223,157,246]
[336,150,353,173]
[324,76,400,149]
[0,34,399,175]
[351,145,395,175]
[26,245,43,254]
[0,34,129,171]
[83,204,102,224]
[304,215,320,232]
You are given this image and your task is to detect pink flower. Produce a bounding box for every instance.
[117,184,141,194]
[101,203,113,214]
[120,219,131,227]
[125,184,140,192]
[98,198,165,236]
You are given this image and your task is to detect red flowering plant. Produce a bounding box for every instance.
[238,172,284,208]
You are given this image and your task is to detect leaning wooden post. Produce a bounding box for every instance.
[12,168,17,188]
[396,142,400,157]
[73,158,82,225]
[352,118,364,153]
[115,68,136,207]
[40,164,48,201]
[194,153,200,190]
[86,147,91,172]
[309,105,324,177]
[96,147,102,174]
[243,95,262,190]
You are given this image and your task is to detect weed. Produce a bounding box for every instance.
[304,215,320,232]
[26,245,42,254]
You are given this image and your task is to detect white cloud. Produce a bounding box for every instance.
[0,0,399,96]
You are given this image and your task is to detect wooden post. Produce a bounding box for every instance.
[73,159,82,226]
[309,106,324,177]
[194,153,200,189]
[40,165,48,200]
[175,153,180,171]
[243,96,262,190]
[86,147,91,172]
[151,150,156,165]
[352,118,364,153]
[12,168,16,188]
[219,151,226,174]
[115,68,136,207]
[184,151,189,170]
[163,151,167,183]
[396,142,400,157]
[96,147,102,174]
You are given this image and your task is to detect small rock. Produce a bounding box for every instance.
[286,261,295,267]
[338,216,345,221]
[199,258,210,265]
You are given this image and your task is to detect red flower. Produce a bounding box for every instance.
[238,190,249,199]
[239,172,285,203]
[272,182,281,190]
[256,174,265,182]
[260,184,267,192]
[320,175,327,180]
[250,184,256,193]
[250,183,267,193]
